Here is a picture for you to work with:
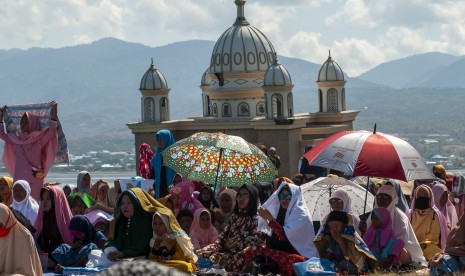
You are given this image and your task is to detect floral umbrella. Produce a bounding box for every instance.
[162,132,275,188]
[300,177,375,222]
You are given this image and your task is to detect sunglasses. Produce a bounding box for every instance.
[376,194,392,200]
[278,193,292,200]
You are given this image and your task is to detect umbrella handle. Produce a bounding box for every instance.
[213,148,224,194]
[362,176,370,217]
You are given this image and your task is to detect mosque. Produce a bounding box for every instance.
[127,0,359,178]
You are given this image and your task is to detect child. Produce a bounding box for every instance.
[363,207,405,269]
[314,210,376,275]
[148,210,197,274]
[189,208,218,250]
[176,209,194,234]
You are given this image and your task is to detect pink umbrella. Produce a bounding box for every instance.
[304,128,435,182]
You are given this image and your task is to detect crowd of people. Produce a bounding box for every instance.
[1,111,465,276]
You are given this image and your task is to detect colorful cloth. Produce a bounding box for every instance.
[0,203,42,276]
[138,143,154,179]
[245,245,306,276]
[432,183,458,231]
[10,180,39,224]
[0,176,13,206]
[258,182,317,258]
[34,186,73,246]
[151,129,177,199]
[68,192,96,209]
[189,208,219,250]
[363,207,404,267]
[367,184,426,266]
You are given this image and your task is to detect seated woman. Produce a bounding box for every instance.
[77,171,91,194]
[0,203,42,276]
[365,185,427,266]
[68,192,96,216]
[86,210,113,237]
[62,184,77,198]
[89,179,116,214]
[0,176,13,206]
[197,184,259,272]
[314,210,377,275]
[176,209,194,234]
[148,210,198,274]
[432,183,458,231]
[429,214,465,275]
[213,188,237,233]
[406,184,448,260]
[197,186,219,211]
[105,188,164,261]
[363,207,405,269]
[247,182,317,276]
[34,185,73,268]
[52,215,107,269]
[384,179,409,212]
[169,181,203,216]
[324,189,360,233]
[10,180,39,225]
[190,208,218,250]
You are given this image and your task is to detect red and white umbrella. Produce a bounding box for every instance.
[304,130,435,181]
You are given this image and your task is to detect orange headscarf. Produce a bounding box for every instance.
[0,176,13,206]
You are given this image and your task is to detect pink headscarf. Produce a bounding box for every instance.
[189,208,218,250]
[33,185,73,245]
[432,183,458,230]
[169,181,203,213]
[364,207,399,251]
[138,143,153,179]
[2,112,58,176]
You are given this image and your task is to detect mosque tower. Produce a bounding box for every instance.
[139,59,170,123]
[263,59,294,120]
[200,68,212,117]
[316,51,346,113]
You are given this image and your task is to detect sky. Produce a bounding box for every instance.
[1,0,465,76]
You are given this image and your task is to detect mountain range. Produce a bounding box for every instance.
[0,38,464,158]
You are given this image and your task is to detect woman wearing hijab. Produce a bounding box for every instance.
[138,143,154,179]
[323,189,360,233]
[10,180,39,224]
[406,185,448,260]
[197,186,219,211]
[149,210,197,273]
[429,214,465,275]
[169,181,203,216]
[0,103,59,201]
[62,184,77,198]
[0,176,13,206]
[213,188,237,233]
[151,129,177,199]
[314,210,377,274]
[365,185,426,266]
[105,188,164,260]
[433,165,447,184]
[68,192,97,216]
[385,179,409,213]
[76,171,91,194]
[432,183,458,231]
[363,207,405,269]
[34,185,73,269]
[248,182,317,276]
[197,184,259,272]
[190,208,218,250]
[0,203,42,276]
[52,215,107,268]
[88,179,116,214]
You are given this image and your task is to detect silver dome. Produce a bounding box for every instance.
[200,68,211,86]
[264,59,292,86]
[317,51,344,82]
[140,59,168,90]
[210,0,276,73]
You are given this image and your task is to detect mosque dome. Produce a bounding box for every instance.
[140,59,168,90]
[210,0,276,73]
[200,68,211,86]
[317,51,344,82]
[263,59,292,86]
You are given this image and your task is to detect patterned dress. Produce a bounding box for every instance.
[197,211,258,272]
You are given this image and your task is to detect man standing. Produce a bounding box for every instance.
[268,147,281,177]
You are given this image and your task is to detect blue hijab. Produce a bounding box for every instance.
[151,129,177,198]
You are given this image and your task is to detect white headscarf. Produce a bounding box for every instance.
[77,171,90,194]
[258,182,318,258]
[367,185,426,266]
[10,180,39,225]
[329,189,360,231]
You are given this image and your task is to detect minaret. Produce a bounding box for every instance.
[316,50,346,112]
[263,58,294,119]
[200,68,212,117]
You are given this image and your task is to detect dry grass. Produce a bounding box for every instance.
[370,268,429,275]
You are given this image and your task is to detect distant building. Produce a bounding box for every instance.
[127,0,359,178]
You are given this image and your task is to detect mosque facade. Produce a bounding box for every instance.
[127,0,359,178]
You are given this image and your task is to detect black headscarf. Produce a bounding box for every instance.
[197,186,219,209]
[234,184,259,218]
[69,215,96,245]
